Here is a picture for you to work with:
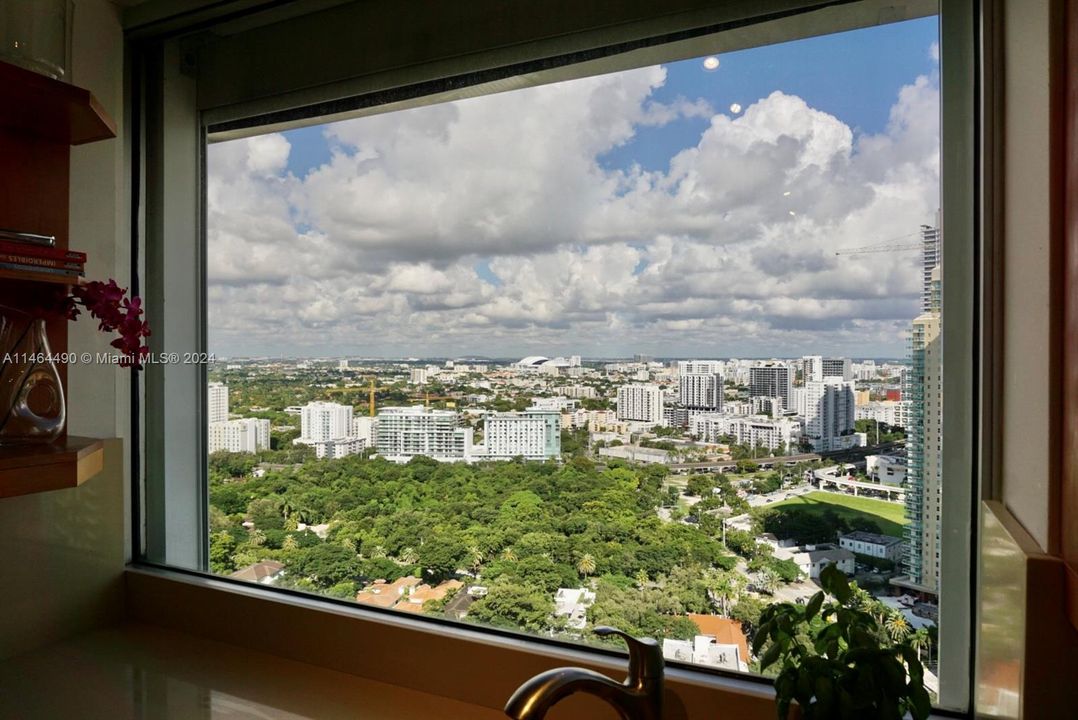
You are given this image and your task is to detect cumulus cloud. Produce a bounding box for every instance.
[207,56,939,358]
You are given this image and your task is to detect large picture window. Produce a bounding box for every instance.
[201,11,949,693]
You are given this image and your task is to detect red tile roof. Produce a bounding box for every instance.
[687,614,750,662]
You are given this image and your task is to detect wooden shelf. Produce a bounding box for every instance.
[0,60,116,146]
[0,436,105,499]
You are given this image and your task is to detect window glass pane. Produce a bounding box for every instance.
[204,13,945,692]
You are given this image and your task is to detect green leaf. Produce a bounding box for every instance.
[814,676,835,716]
[759,640,784,671]
[820,563,852,603]
[908,683,932,720]
[752,622,772,654]
[804,591,824,621]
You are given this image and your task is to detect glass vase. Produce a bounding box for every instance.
[0,306,65,445]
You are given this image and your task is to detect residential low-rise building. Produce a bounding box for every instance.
[208,417,271,454]
[775,543,855,578]
[597,445,671,464]
[866,453,907,485]
[554,587,595,630]
[308,436,366,459]
[230,560,285,585]
[689,413,800,451]
[839,531,903,562]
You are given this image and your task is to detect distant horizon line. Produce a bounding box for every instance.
[209,355,909,363]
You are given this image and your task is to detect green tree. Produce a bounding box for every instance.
[468,579,554,633]
[209,531,237,574]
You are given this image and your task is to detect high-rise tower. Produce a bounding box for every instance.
[902,214,943,595]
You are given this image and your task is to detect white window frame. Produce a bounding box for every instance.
[130,0,981,714]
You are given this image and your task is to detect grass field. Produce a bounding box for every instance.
[768,491,908,538]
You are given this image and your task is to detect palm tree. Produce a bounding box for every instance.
[282,534,299,552]
[634,569,650,589]
[399,546,418,565]
[705,568,741,616]
[249,528,266,547]
[468,544,484,573]
[501,547,518,562]
[370,544,387,559]
[910,627,930,662]
[576,552,597,578]
[884,612,910,642]
[757,568,780,595]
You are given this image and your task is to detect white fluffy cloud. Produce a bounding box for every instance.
[207,59,939,358]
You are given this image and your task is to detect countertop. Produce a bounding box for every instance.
[0,622,509,719]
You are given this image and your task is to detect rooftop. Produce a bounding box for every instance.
[841,530,903,546]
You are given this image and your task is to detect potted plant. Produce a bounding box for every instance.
[752,563,932,720]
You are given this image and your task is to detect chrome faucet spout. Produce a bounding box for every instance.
[503,627,664,720]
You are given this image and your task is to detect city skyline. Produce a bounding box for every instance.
[208,18,940,359]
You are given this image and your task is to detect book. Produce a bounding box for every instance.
[0,229,56,247]
[0,240,86,263]
[0,262,81,278]
[0,252,83,273]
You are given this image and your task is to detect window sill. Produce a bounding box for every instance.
[0,621,508,720]
[124,564,781,719]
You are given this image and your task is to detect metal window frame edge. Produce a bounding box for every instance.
[131,0,979,714]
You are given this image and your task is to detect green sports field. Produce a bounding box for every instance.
[768,491,908,538]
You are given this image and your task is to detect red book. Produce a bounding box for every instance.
[0,240,87,263]
[0,251,84,273]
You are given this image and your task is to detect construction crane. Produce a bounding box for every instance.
[368,378,376,418]
[835,231,923,257]
[835,242,921,256]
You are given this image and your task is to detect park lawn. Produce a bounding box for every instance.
[768,491,908,538]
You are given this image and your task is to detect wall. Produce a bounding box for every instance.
[0,439,126,660]
[999,0,1062,554]
[0,0,129,661]
[975,0,1078,716]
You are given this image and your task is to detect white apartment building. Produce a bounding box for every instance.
[475,411,561,461]
[208,382,229,424]
[855,400,911,429]
[616,384,663,424]
[802,356,853,383]
[376,406,473,463]
[208,418,270,454]
[749,363,793,409]
[866,453,908,485]
[300,401,354,443]
[853,360,878,381]
[563,409,625,433]
[802,378,857,452]
[677,359,724,376]
[689,413,801,451]
[530,396,577,412]
[409,368,428,385]
[839,531,903,562]
[563,385,597,400]
[679,372,724,411]
[309,436,366,459]
[750,396,783,418]
[351,416,378,445]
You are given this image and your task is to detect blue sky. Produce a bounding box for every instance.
[208,16,940,359]
[283,17,938,180]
